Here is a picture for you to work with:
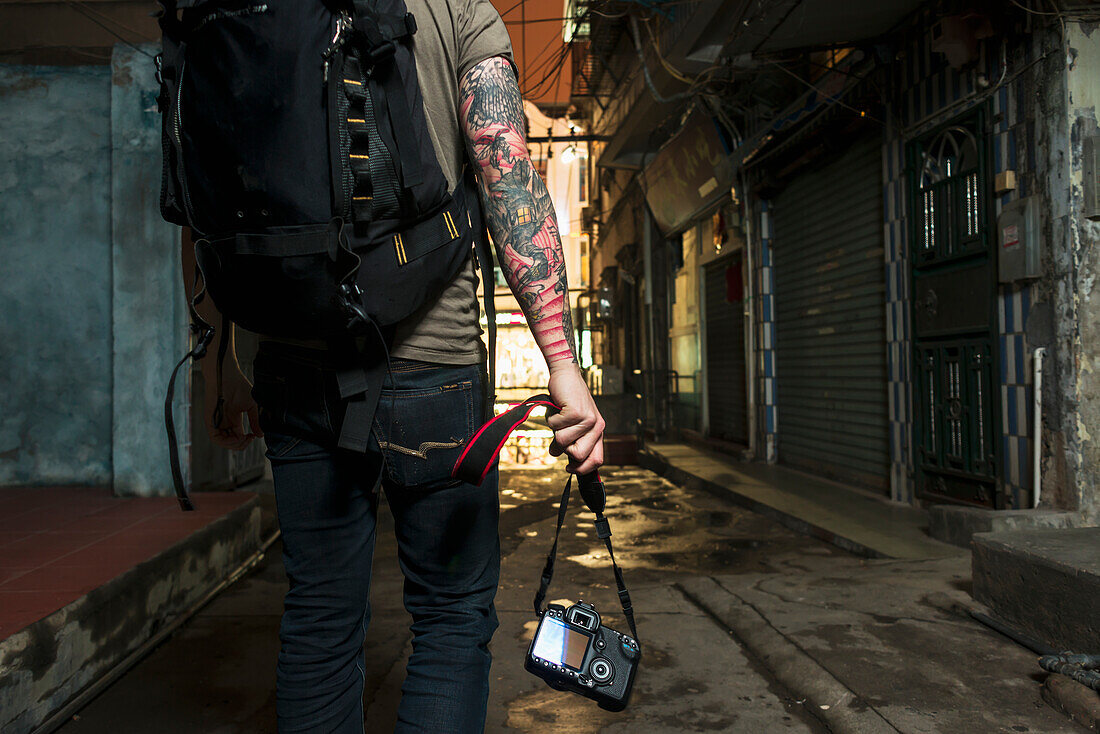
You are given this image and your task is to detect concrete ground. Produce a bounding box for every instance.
[55,462,1085,733]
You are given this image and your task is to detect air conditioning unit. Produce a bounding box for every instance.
[582,204,600,232]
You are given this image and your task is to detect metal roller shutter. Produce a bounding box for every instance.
[705,256,747,443]
[771,136,888,489]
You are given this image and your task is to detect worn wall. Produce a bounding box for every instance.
[879,11,1083,510]
[1065,22,1100,523]
[110,46,190,497]
[0,46,188,495]
[0,64,114,485]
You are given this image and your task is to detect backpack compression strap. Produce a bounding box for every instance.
[450,396,639,643]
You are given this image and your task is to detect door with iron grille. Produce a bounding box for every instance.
[909,112,1001,507]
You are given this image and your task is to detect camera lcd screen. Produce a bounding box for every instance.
[532,616,591,671]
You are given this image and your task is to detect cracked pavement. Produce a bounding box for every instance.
[55,462,1081,733]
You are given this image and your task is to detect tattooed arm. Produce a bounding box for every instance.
[459,56,605,473]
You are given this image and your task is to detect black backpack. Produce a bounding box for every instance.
[157,0,497,509]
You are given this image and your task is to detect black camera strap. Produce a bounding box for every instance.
[535,473,639,643]
[451,394,639,643]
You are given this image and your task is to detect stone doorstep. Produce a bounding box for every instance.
[930,504,1083,548]
[0,495,262,734]
[972,527,1100,655]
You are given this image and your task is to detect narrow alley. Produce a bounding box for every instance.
[53,461,1080,733]
[4,0,1100,731]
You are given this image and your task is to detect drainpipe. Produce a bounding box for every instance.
[740,174,757,458]
[1033,347,1046,508]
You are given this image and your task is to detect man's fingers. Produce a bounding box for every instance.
[572,439,604,476]
[564,430,600,465]
[552,422,590,450]
[208,407,256,451]
[247,405,264,438]
[546,410,578,431]
[219,431,254,452]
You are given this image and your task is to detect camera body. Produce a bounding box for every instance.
[525,601,640,711]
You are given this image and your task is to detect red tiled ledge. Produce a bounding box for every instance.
[0,487,255,641]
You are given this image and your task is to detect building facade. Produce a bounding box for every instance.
[571,0,1100,520]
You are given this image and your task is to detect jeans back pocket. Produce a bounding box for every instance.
[374,372,477,489]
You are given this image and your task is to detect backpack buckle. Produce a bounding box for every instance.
[368,40,395,64]
[339,282,371,332]
[188,324,216,359]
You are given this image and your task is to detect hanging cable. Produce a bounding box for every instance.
[63,0,157,59]
[628,14,697,104]
[641,17,694,84]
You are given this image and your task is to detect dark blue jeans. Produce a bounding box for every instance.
[251,343,500,734]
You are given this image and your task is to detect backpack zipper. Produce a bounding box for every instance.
[322,12,352,79]
[324,12,354,220]
[171,56,198,230]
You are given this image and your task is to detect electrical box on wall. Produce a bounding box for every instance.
[1084,136,1100,221]
[998,196,1041,283]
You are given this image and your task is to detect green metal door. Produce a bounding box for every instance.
[909,112,1000,507]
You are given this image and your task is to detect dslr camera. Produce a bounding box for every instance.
[525,600,640,711]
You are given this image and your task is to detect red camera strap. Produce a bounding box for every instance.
[451,395,640,644]
[451,394,558,485]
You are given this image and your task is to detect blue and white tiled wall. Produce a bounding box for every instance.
[992,71,1038,508]
[756,202,777,462]
[882,9,1041,506]
[883,133,913,504]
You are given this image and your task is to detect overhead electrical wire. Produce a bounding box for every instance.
[519,18,579,99]
[63,0,157,59]
[763,58,880,122]
[520,37,571,96]
[1008,0,1100,18]
[526,44,572,100]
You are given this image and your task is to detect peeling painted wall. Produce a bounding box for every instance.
[873,13,1097,515]
[0,46,188,495]
[1064,22,1100,523]
[1028,23,1080,518]
[0,64,114,486]
[109,46,190,497]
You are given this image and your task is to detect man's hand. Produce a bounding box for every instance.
[547,363,605,475]
[204,363,263,451]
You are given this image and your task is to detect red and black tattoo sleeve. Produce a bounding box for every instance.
[459,57,578,367]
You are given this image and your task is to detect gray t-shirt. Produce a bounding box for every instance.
[388,0,514,365]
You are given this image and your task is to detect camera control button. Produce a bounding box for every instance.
[621,640,639,660]
[589,657,614,684]
[594,637,605,650]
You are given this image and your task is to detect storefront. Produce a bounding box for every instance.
[769,135,890,490]
[702,220,748,445]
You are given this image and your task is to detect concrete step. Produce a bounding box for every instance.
[972,527,1100,653]
[0,491,263,734]
[929,505,1081,548]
